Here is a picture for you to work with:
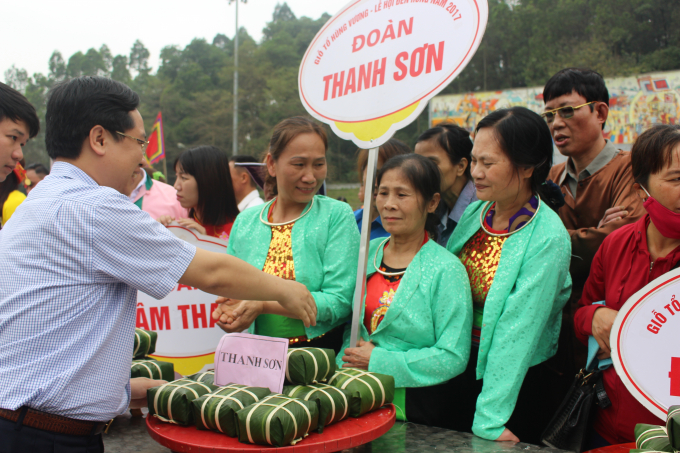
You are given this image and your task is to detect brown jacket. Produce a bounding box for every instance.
[548,151,645,373]
[548,151,645,295]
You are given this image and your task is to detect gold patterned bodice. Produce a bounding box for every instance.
[262,223,296,280]
[459,229,507,307]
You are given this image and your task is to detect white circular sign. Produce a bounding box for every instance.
[611,268,680,420]
[299,0,488,147]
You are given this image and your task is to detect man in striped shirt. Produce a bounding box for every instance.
[0,76,317,453]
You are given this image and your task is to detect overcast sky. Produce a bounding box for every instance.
[2,0,334,81]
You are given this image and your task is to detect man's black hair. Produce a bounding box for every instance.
[45,76,140,160]
[229,154,259,164]
[25,162,49,176]
[229,155,259,188]
[0,82,40,138]
[543,68,609,106]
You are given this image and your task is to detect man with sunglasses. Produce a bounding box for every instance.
[0,76,317,453]
[544,68,644,374]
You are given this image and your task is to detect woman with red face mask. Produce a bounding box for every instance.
[574,124,680,447]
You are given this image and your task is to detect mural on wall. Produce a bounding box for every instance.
[429,71,680,144]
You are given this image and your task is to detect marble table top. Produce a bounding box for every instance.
[104,411,570,453]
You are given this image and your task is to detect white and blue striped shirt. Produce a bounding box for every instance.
[0,162,196,421]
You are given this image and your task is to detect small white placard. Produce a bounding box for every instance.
[214,333,289,393]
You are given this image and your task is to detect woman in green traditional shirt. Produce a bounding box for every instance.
[339,153,472,425]
[446,107,572,443]
[212,117,360,351]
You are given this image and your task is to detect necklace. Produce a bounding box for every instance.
[372,237,410,277]
[479,196,541,237]
[259,196,315,226]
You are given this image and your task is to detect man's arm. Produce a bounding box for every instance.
[569,163,645,282]
[180,248,317,327]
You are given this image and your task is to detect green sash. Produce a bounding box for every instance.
[133,175,153,209]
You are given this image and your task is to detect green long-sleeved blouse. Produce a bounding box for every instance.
[447,200,572,440]
[226,195,360,338]
[337,237,472,388]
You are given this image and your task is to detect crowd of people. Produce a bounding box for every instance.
[0,66,677,453]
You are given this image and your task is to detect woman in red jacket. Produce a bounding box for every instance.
[575,124,680,446]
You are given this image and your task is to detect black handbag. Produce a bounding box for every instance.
[541,368,611,453]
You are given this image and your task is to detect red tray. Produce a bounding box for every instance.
[584,443,635,453]
[146,404,396,453]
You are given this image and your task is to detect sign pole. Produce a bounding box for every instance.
[349,146,379,348]
[232,0,239,156]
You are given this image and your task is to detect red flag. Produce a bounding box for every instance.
[146,112,165,164]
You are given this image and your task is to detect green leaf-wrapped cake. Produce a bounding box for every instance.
[148,378,217,425]
[283,384,355,432]
[634,424,674,452]
[133,328,157,359]
[285,347,336,385]
[130,358,174,381]
[236,394,319,447]
[668,405,680,451]
[192,384,271,436]
[185,370,215,386]
[327,368,395,417]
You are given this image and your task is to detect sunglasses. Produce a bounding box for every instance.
[541,102,595,123]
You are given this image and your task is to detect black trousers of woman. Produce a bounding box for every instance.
[404,347,570,445]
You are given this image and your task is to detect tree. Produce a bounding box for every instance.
[48,51,67,82]
[4,66,29,92]
[7,0,680,183]
[111,55,131,83]
[130,40,151,76]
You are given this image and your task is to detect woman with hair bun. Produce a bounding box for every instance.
[212,117,360,351]
[415,123,477,246]
[340,153,472,425]
[446,107,571,443]
[354,138,411,239]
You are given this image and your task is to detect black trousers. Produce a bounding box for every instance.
[290,325,346,356]
[0,417,104,453]
[404,347,571,445]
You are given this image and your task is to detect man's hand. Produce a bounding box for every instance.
[177,218,207,235]
[130,377,167,409]
[592,307,618,357]
[598,206,628,228]
[277,280,317,328]
[213,298,263,332]
[180,250,317,326]
[157,215,175,226]
[212,297,240,325]
[342,339,375,370]
[496,428,520,442]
